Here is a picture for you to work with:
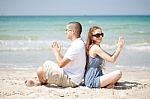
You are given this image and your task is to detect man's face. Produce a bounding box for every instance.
[65,25,73,39]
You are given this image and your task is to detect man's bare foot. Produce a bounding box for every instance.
[25,78,41,87]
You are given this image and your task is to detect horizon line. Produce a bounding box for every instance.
[0,14,150,17]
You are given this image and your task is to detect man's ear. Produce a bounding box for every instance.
[72,30,78,37]
[71,30,75,36]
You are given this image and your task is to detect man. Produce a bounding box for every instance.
[25,22,86,87]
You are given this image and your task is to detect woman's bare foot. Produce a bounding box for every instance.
[105,84,114,89]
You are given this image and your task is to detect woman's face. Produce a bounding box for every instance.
[92,29,104,44]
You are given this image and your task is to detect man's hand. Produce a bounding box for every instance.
[51,41,61,53]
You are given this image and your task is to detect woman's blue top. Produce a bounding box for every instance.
[84,55,104,88]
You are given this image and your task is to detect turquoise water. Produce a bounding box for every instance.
[0,16,150,69]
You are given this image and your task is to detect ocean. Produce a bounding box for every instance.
[0,16,150,70]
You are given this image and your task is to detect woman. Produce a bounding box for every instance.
[84,26,124,88]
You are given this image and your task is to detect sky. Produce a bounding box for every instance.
[0,0,150,16]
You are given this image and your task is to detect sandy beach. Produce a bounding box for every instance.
[0,68,150,99]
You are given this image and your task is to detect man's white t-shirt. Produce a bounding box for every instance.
[63,38,86,85]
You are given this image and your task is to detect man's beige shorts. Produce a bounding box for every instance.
[42,61,77,87]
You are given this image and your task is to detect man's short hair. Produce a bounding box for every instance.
[68,22,82,36]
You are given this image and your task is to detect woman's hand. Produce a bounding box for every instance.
[117,37,124,49]
[51,41,61,53]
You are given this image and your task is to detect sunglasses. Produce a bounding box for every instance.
[92,33,104,38]
[65,29,72,32]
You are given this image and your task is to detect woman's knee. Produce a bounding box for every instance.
[115,70,122,78]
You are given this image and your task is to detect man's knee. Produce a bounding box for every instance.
[36,66,43,76]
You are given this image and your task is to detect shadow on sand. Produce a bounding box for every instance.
[44,81,142,90]
[114,81,142,90]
